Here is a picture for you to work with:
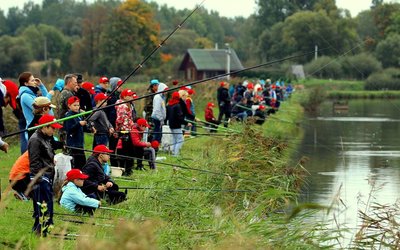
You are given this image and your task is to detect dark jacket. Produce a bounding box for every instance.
[76,88,93,112]
[88,107,113,134]
[82,155,112,194]
[179,98,194,121]
[64,110,90,147]
[217,87,231,108]
[254,109,266,125]
[58,89,75,119]
[167,103,187,129]
[28,129,56,178]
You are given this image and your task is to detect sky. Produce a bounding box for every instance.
[0,0,396,18]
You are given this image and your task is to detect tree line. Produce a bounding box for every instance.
[0,0,399,82]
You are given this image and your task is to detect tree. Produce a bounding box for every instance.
[375,34,400,68]
[97,0,160,75]
[0,35,32,77]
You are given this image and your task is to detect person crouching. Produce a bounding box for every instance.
[81,144,126,205]
[130,118,157,171]
[60,169,100,215]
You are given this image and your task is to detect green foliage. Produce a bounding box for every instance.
[0,35,32,77]
[365,67,400,90]
[304,56,343,79]
[375,34,400,68]
[341,53,382,80]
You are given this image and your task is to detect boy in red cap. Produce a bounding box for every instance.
[89,93,115,148]
[204,102,219,133]
[28,114,63,236]
[129,118,157,171]
[64,96,93,169]
[60,169,100,214]
[81,144,126,204]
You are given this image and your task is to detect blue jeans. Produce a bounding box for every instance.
[152,118,162,143]
[171,128,184,156]
[19,118,28,154]
[93,134,109,148]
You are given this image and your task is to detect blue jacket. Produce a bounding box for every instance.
[60,182,99,212]
[19,85,53,127]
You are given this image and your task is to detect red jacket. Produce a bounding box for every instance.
[129,124,148,147]
[205,107,215,122]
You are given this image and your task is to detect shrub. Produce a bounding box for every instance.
[341,53,382,80]
[365,67,400,90]
[304,56,343,79]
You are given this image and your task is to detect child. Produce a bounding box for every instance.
[89,93,115,148]
[9,151,30,200]
[204,102,219,133]
[64,96,92,169]
[129,118,157,171]
[60,169,100,215]
[254,105,267,125]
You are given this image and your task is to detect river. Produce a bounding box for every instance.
[299,99,400,245]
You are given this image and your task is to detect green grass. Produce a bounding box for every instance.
[0,84,336,249]
[296,78,365,91]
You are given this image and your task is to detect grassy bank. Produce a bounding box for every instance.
[0,83,333,248]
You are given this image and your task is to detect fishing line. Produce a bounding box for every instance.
[84,0,206,121]
[2,49,319,139]
[64,146,258,182]
[119,186,256,193]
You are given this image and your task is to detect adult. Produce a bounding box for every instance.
[151,82,168,143]
[217,81,231,127]
[27,96,56,139]
[28,114,63,236]
[143,79,159,122]
[167,92,191,156]
[57,74,78,119]
[81,145,126,204]
[75,74,93,113]
[19,72,54,153]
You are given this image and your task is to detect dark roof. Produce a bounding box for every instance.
[179,49,244,71]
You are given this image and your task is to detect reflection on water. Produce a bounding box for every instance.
[299,99,400,244]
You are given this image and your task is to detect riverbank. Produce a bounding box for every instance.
[0,85,322,248]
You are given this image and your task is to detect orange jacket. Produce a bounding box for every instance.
[9,151,30,181]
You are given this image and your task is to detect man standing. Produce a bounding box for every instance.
[217,81,231,127]
[143,79,159,122]
[28,114,63,236]
[58,74,78,119]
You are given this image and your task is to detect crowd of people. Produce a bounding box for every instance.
[0,73,293,236]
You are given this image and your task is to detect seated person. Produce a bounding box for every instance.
[204,102,219,133]
[231,97,249,121]
[60,169,100,215]
[9,151,31,200]
[254,105,267,125]
[81,144,126,204]
[130,118,157,170]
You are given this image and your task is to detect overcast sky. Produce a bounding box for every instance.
[0,0,397,18]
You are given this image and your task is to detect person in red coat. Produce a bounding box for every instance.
[130,118,157,171]
[204,102,219,133]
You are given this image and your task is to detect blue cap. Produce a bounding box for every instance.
[150,79,159,85]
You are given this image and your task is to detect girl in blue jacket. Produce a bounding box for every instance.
[60,169,100,215]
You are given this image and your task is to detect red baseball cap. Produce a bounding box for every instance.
[137,118,150,128]
[120,89,135,98]
[207,102,215,108]
[82,82,95,94]
[151,140,159,148]
[67,96,80,105]
[66,169,88,181]
[3,80,19,110]
[99,76,109,84]
[259,105,266,110]
[93,144,113,154]
[94,93,108,102]
[38,114,63,129]
[117,79,123,86]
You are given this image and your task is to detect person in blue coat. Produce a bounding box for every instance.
[60,169,100,215]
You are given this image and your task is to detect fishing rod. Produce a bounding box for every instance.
[185,118,240,133]
[2,50,317,139]
[64,146,258,182]
[117,129,232,136]
[84,1,205,121]
[119,186,257,193]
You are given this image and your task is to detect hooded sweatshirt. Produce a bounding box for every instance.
[19,84,53,128]
[151,83,168,121]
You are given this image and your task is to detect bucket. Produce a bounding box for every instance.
[110,166,124,177]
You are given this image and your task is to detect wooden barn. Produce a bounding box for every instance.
[178,48,244,81]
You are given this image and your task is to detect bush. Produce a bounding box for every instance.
[341,53,382,80]
[365,67,400,90]
[304,56,343,79]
